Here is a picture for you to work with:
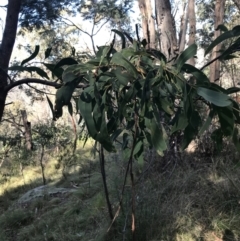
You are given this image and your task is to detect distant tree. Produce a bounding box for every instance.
[0,0,133,122]
[19,0,79,30]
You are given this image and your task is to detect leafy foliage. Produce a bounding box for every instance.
[19,0,79,30]
[10,26,240,161]
[47,28,240,158]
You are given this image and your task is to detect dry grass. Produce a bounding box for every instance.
[0,139,240,241]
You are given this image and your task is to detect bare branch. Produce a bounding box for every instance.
[27,84,56,96]
[60,16,91,37]
[4,78,88,93]
[93,17,111,36]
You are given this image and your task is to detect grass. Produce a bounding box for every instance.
[0,138,240,240]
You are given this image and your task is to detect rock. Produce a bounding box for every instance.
[17,185,77,203]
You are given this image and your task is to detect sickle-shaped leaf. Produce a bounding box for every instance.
[199,110,215,135]
[181,124,197,150]
[78,93,98,138]
[197,87,231,107]
[8,66,49,79]
[55,57,78,69]
[205,25,240,56]
[46,96,54,120]
[150,119,168,156]
[182,63,210,85]
[54,82,76,119]
[215,106,234,136]
[68,102,73,116]
[124,31,133,43]
[216,24,228,32]
[111,52,138,78]
[226,87,240,94]
[43,63,63,80]
[21,45,40,66]
[112,29,126,49]
[44,47,52,59]
[176,44,197,70]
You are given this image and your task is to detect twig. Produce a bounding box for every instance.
[100,144,113,220]
[27,83,56,96]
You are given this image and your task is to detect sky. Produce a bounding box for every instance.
[0,0,140,57]
[0,0,7,39]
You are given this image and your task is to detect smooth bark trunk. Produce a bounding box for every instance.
[138,0,156,49]
[155,0,177,59]
[187,0,196,66]
[179,1,188,53]
[209,0,225,82]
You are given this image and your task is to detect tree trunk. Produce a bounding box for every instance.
[179,1,188,53]
[138,0,156,49]
[21,110,33,151]
[155,0,177,59]
[187,0,196,66]
[209,0,225,82]
[0,0,22,122]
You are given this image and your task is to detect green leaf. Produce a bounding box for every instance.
[216,24,228,32]
[55,58,78,69]
[232,100,240,124]
[211,128,223,152]
[133,140,144,167]
[62,64,83,83]
[226,87,240,94]
[219,37,240,60]
[181,124,197,150]
[160,99,174,115]
[150,120,168,156]
[111,129,123,142]
[190,110,202,129]
[78,93,98,138]
[122,132,130,149]
[46,96,54,120]
[123,31,133,43]
[171,113,188,133]
[176,44,197,70]
[54,82,76,119]
[44,47,52,59]
[21,45,40,66]
[111,52,138,78]
[68,102,73,116]
[112,29,126,49]
[114,68,131,86]
[181,64,210,85]
[205,26,240,56]
[232,128,240,152]
[197,87,231,107]
[43,63,63,80]
[27,67,49,79]
[8,66,49,79]
[199,110,215,135]
[133,140,143,156]
[215,106,234,136]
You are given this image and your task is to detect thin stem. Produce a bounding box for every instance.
[100,144,113,220]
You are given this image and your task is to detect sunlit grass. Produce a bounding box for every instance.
[1,139,240,240]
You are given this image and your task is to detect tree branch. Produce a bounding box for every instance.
[4,78,88,93]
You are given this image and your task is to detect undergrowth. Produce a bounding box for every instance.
[0,139,240,241]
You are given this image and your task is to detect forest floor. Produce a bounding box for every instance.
[0,139,240,241]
